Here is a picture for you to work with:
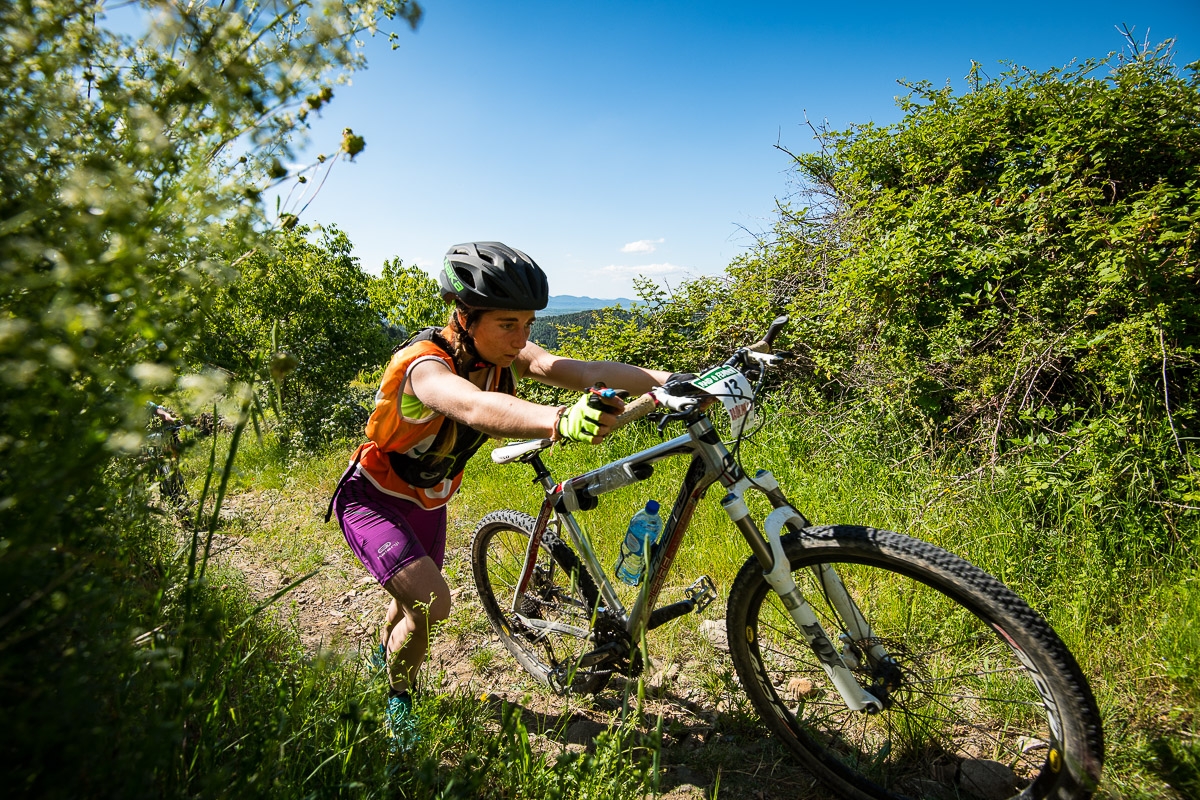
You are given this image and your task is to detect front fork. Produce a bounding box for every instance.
[722,471,885,714]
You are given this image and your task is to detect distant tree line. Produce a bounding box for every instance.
[530,308,634,350]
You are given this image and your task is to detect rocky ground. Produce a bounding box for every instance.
[200,489,828,800]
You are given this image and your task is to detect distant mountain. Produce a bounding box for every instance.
[531,307,635,350]
[542,295,634,317]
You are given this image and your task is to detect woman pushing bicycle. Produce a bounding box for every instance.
[330,241,671,751]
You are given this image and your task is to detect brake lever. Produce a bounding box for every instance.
[656,410,698,436]
[745,350,785,366]
[648,397,701,435]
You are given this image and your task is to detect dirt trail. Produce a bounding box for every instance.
[202,489,822,800]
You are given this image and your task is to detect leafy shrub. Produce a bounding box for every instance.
[783,40,1199,462]
[189,225,393,445]
[545,38,1199,562]
[0,0,421,794]
[367,256,446,340]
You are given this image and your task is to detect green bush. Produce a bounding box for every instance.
[557,40,1199,561]
[367,256,446,341]
[188,225,393,444]
[0,0,421,794]
[783,41,1199,461]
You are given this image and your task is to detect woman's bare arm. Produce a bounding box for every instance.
[517,341,670,394]
[406,360,559,438]
[407,359,622,440]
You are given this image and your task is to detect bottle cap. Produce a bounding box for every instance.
[645,500,660,514]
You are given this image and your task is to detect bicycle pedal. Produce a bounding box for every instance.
[684,575,718,613]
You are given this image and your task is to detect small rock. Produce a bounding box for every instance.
[959,759,1017,800]
[659,765,707,800]
[699,619,729,652]
[565,718,607,748]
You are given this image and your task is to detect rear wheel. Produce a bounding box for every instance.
[471,510,610,694]
[159,461,187,506]
[726,525,1104,800]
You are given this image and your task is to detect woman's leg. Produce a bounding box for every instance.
[381,555,451,694]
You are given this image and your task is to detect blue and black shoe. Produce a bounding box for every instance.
[386,691,420,755]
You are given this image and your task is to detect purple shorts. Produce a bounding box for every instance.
[334,470,447,584]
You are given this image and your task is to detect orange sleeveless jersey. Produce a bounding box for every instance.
[351,335,509,509]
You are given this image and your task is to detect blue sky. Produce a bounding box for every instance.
[281,1,1199,299]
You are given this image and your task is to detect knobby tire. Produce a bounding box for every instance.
[471,510,610,694]
[726,525,1103,800]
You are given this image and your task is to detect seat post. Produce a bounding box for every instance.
[525,452,555,490]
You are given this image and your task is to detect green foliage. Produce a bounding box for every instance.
[783,42,1199,457]
[526,276,735,411]
[555,277,720,370]
[531,308,632,350]
[403,698,654,800]
[547,256,806,376]
[570,39,1199,554]
[0,0,420,794]
[366,256,446,340]
[528,263,803,408]
[189,225,392,443]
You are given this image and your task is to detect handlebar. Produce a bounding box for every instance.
[612,315,789,433]
[613,393,659,427]
[491,316,790,465]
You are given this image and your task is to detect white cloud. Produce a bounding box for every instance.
[599,262,683,278]
[621,238,665,254]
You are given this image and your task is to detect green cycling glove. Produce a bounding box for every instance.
[556,391,616,443]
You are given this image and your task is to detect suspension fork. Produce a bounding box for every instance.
[753,470,892,670]
[721,472,884,713]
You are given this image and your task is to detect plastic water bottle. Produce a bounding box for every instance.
[615,500,662,586]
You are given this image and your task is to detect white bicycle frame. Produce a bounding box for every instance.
[493,378,886,712]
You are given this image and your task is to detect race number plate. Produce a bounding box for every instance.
[693,365,757,437]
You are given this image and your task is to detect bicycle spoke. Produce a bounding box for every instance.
[472,510,611,695]
[737,549,1079,793]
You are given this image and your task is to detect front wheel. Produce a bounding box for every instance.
[471,510,610,694]
[726,525,1103,800]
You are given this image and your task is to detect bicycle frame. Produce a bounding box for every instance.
[501,410,886,712]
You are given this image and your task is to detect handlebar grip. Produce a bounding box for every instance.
[613,393,657,429]
[747,315,789,353]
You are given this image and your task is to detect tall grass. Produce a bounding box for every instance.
[48,403,1189,798]
[463,403,1198,798]
[165,428,659,799]
[0,414,661,799]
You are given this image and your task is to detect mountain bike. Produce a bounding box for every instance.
[470,317,1104,800]
[143,410,188,507]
